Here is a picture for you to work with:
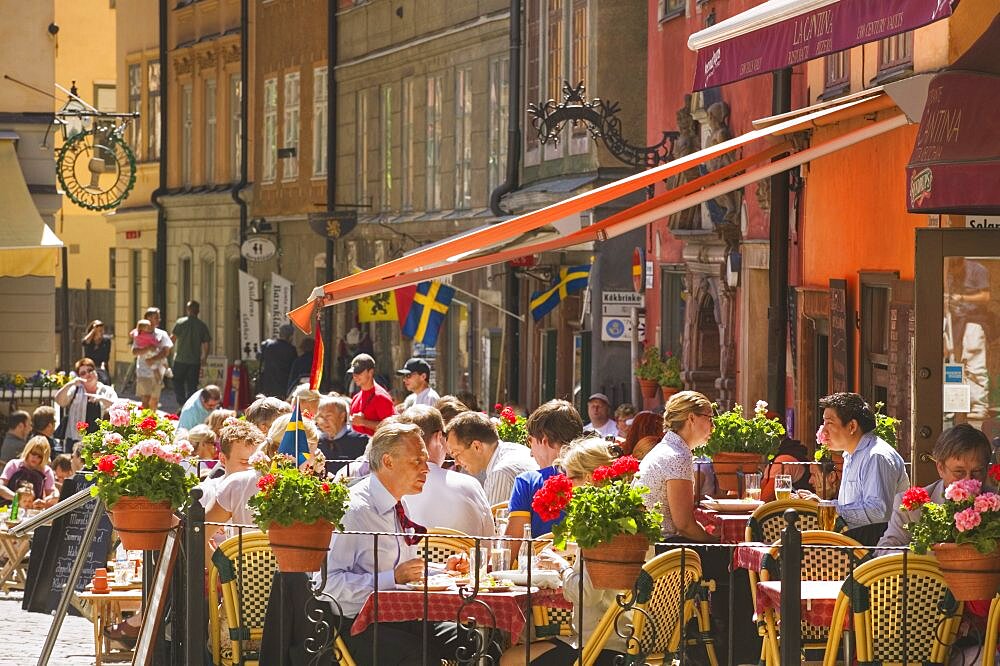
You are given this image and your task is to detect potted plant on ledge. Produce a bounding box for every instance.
[83,402,197,550]
[903,470,1000,601]
[636,347,665,400]
[659,351,683,402]
[534,456,663,589]
[697,400,784,497]
[248,452,351,572]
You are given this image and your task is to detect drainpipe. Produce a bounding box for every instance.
[766,68,792,414]
[490,0,522,404]
[232,0,249,273]
[151,0,169,319]
[324,0,337,389]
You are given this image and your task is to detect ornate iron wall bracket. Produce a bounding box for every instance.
[528,81,678,168]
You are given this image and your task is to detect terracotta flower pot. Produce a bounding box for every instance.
[580,533,651,590]
[638,379,660,400]
[931,542,1000,601]
[711,452,764,498]
[268,520,335,573]
[109,496,177,551]
[661,386,681,403]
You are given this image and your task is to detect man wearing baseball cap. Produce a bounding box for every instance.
[347,353,395,436]
[397,357,440,409]
[584,392,618,438]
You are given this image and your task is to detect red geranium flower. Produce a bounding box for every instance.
[321,482,331,493]
[165,413,180,421]
[257,473,277,492]
[989,464,1000,484]
[610,456,640,478]
[901,486,931,511]
[532,474,573,522]
[494,403,503,413]
[139,416,158,431]
[591,466,612,484]
[96,454,119,474]
[75,421,89,432]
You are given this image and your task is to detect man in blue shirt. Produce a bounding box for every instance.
[801,392,909,545]
[506,399,584,560]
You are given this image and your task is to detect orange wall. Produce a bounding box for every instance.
[801,119,924,290]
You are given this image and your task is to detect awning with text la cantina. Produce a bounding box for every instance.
[687,0,958,91]
[289,93,907,334]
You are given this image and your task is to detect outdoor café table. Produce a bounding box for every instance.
[733,542,771,572]
[755,579,851,663]
[78,589,143,666]
[351,587,571,639]
[694,507,752,544]
[0,522,32,593]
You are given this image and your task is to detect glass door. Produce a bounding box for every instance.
[914,228,1000,485]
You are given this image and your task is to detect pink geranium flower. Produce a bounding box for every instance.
[944,478,982,503]
[955,507,982,532]
[974,492,1000,513]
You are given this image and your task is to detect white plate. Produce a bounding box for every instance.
[490,569,563,588]
[701,499,763,513]
[404,581,454,591]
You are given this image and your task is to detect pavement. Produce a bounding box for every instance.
[0,591,101,666]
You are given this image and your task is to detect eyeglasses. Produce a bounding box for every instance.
[694,411,713,419]
[78,367,94,376]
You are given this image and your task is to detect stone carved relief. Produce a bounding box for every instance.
[702,101,744,250]
[667,96,703,231]
[681,262,737,407]
[174,56,193,76]
[196,49,218,72]
[222,43,241,64]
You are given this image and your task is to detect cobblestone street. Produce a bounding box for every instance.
[0,592,98,666]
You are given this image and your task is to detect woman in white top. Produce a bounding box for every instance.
[501,436,628,666]
[53,357,118,452]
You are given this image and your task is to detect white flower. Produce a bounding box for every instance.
[754,400,769,417]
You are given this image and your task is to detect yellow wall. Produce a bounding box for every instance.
[53,0,118,291]
[0,3,55,114]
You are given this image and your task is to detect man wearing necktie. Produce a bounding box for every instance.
[319,421,498,664]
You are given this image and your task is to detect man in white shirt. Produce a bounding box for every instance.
[196,419,264,511]
[399,405,494,537]
[398,358,440,409]
[320,421,499,664]
[583,393,618,438]
[445,410,537,507]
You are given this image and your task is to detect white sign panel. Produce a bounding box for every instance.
[238,271,261,360]
[966,216,1000,229]
[269,272,293,338]
[601,315,645,343]
[602,291,645,306]
[240,236,277,262]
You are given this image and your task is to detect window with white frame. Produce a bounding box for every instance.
[568,0,589,151]
[262,77,277,182]
[525,1,541,164]
[380,83,393,211]
[127,63,142,159]
[204,78,216,185]
[878,31,913,77]
[546,0,564,104]
[313,66,328,177]
[401,77,415,211]
[181,84,192,186]
[147,62,161,160]
[823,50,850,97]
[455,68,472,210]
[488,57,509,193]
[355,89,369,205]
[425,75,442,211]
[229,74,242,181]
[200,256,215,334]
[283,71,300,180]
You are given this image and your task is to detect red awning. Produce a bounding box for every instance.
[906,70,1000,214]
[688,0,957,91]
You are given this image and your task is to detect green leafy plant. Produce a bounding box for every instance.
[533,456,663,549]
[697,400,785,458]
[493,403,528,445]
[635,347,665,382]
[659,351,683,388]
[904,469,1000,554]
[84,402,197,509]
[248,453,351,530]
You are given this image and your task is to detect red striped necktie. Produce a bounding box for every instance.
[394,501,427,545]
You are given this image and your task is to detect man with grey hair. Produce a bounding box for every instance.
[320,421,498,664]
[257,323,298,398]
[316,395,368,473]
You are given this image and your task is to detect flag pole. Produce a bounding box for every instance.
[444,283,525,322]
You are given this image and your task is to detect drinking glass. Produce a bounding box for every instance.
[744,473,762,501]
[468,546,490,584]
[490,543,510,573]
[774,474,793,500]
[818,500,838,531]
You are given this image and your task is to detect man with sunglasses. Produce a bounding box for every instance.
[397,357,439,409]
[348,353,394,436]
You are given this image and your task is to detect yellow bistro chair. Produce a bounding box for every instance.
[822,553,963,666]
[530,533,577,639]
[982,593,1000,666]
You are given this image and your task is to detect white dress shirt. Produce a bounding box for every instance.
[403,463,495,538]
[318,472,416,618]
[584,419,619,438]
[483,441,538,507]
[403,386,441,409]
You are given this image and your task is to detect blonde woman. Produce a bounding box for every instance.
[186,424,220,478]
[501,436,629,666]
[0,436,58,508]
[636,391,716,543]
[205,409,236,439]
[287,384,322,417]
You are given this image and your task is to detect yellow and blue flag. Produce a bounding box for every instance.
[401,281,455,347]
[278,400,309,465]
[530,265,590,321]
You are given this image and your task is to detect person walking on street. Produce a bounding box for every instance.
[171,300,212,405]
[257,324,298,398]
[397,358,439,409]
[133,307,172,410]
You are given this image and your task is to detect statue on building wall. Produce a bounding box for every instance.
[702,101,744,247]
[667,97,702,231]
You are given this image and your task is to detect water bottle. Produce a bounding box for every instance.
[518,523,532,571]
[9,492,19,522]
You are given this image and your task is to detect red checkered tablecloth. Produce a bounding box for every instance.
[351,588,571,637]
[755,580,843,626]
[694,508,752,544]
[733,543,771,571]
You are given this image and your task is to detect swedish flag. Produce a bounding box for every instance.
[402,281,455,347]
[530,265,590,322]
[278,401,309,465]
